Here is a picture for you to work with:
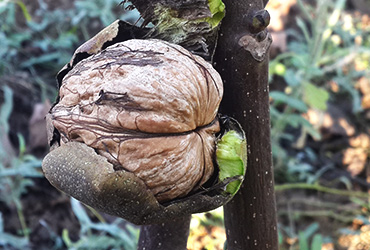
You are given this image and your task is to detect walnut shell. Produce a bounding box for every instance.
[49,39,223,202]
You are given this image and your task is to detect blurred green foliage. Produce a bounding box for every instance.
[270,0,370,248]
[0,85,44,247]
[0,0,141,249]
[0,0,140,101]
[0,85,139,250]
[62,198,139,250]
[0,213,29,249]
[279,222,328,250]
[269,0,370,182]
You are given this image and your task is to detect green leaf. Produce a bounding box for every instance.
[201,0,225,28]
[208,0,225,15]
[0,213,29,248]
[70,198,92,234]
[311,234,323,250]
[1,159,42,178]
[0,232,29,249]
[278,231,283,245]
[296,17,311,45]
[302,222,319,239]
[306,65,324,78]
[270,91,308,112]
[303,82,329,110]
[334,76,362,113]
[283,69,301,86]
[17,133,26,157]
[298,231,309,250]
[289,41,308,55]
[90,222,138,250]
[20,52,63,68]
[15,1,32,22]
[216,130,247,195]
[283,114,307,128]
[62,229,73,248]
[0,86,13,134]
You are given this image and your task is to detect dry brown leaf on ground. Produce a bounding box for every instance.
[266,0,296,56]
[343,133,370,176]
[356,77,370,109]
[266,0,297,32]
[339,224,370,250]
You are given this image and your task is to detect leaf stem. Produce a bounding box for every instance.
[15,200,29,239]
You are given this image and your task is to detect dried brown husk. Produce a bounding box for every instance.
[50,39,223,202]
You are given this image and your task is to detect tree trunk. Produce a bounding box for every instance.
[213,0,279,249]
[137,216,191,250]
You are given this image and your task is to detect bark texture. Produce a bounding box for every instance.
[213,0,279,249]
[137,216,191,250]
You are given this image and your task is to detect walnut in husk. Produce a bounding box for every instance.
[42,25,246,225]
[50,39,222,202]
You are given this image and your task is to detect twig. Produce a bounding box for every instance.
[275,183,370,198]
[278,209,356,224]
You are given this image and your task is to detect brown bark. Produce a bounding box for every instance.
[213,0,279,249]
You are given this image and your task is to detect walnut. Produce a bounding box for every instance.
[42,22,246,225]
[49,39,222,202]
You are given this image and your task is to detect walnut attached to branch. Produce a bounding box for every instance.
[42,23,246,225]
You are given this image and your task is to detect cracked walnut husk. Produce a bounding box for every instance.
[42,31,246,225]
[48,39,222,202]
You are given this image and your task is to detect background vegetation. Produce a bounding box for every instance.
[0,0,369,249]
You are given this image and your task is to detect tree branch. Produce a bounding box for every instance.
[138,216,191,250]
[214,0,279,249]
[276,183,370,198]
